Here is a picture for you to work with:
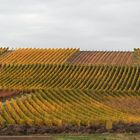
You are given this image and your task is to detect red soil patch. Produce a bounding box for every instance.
[0,90,21,101]
[0,91,17,97]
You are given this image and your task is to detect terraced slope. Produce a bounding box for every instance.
[0,48,79,64]
[0,64,139,91]
[67,51,132,65]
[0,89,139,127]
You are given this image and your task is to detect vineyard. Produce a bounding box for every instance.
[0,47,8,55]
[0,48,79,64]
[0,47,140,134]
[0,89,140,126]
[133,48,140,64]
[0,64,139,91]
[67,51,132,65]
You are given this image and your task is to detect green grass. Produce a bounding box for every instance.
[0,134,139,140]
[52,134,140,140]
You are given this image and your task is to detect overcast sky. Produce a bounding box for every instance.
[0,0,140,51]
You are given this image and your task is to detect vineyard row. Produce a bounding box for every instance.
[67,51,133,65]
[0,89,139,126]
[0,48,79,64]
[0,64,139,91]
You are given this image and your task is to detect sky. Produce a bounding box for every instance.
[0,0,140,51]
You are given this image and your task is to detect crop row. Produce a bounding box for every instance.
[0,64,139,91]
[0,47,8,55]
[85,90,140,116]
[133,48,140,64]
[0,48,79,64]
[0,89,139,126]
[67,51,132,65]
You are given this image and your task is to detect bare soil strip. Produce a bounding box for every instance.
[1,122,140,135]
[0,90,32,102]
[0,91,21,102]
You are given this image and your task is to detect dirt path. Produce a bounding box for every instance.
[0,136,54,140]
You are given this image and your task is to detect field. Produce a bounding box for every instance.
[67,51,132,65]
[0,47,140,136]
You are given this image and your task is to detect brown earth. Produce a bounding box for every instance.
[67,51,133,65]
[102,96,140,115]
[0,90,32,102]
